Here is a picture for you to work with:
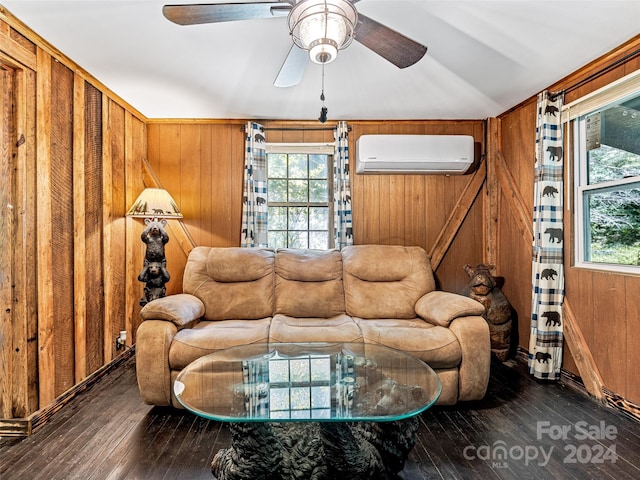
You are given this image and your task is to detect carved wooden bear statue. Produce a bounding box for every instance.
[138,259,170,307]
[138,219,170,306]
[461,264,515,361]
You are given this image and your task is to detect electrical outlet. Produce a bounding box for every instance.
[116,330,127,350]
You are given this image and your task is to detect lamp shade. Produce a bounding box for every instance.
[126,188,183,219]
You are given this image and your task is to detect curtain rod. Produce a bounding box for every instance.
[241,125,351,132]
[551,46,640,100]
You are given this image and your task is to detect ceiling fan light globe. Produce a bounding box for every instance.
[309,39,338,64]
[289,0,357,52]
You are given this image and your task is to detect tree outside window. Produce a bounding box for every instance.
[267,148,334,249]
[575,91,640,271]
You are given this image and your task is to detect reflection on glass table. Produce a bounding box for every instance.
[174,342,441,422]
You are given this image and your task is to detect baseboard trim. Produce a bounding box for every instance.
[0,347,135,437]
[515,347,640,423]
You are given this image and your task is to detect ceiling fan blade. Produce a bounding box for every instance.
[163,2,291,26]
[354,13,427,69]
[274,45,309,88]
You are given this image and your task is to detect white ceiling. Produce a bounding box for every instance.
[3,1,640,120]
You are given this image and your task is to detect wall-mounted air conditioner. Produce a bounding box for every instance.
[356,134,475,174]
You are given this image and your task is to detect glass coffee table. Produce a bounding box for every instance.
[174,342,441,480]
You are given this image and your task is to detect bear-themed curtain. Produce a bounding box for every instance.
[529,91,565,380]
[334,121,353,249]
[241,121,268,247]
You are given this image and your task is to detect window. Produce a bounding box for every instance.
[266,143,334,249]
[268,354,332,420]
[570,72,640,273]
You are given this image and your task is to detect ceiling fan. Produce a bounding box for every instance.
[163,0,428,87]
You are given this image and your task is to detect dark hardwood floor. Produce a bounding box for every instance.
[2,356,640,480]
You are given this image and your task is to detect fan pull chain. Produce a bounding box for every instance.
[319,63,328,123]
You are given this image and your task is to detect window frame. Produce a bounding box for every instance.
[267,354,334,420]
[565,70,640,275]
[265,142,335,250]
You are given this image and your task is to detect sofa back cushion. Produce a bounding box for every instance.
[275,248,346,317]
[183,246,275,320]
[342,245,436,319]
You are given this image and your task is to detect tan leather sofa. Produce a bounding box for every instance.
[136,245,490,407]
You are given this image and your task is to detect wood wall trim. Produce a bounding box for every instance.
[515,347,638,421]
[0,30,36,70]
[102,97,114,363]
[146,118,248,125]
[18,65,38,416]
[0,347,135,437]
[35,48,55,405]
[124,113,139,346]
[495,150,533,242]
[484,118,499,266]
[429,159,486,269]
[0,62,15,418]
[72,74,87,381]
[562,300,605,399]
[3,62,38,419]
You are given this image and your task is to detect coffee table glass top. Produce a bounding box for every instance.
[174,342,441,423]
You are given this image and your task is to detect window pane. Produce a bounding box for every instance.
[310,357,330,382]
[269,359,289,383]
[270,388,289,411]
[311,386,331,409]
[288,180,308,202]
[309,207,328,230]
[290,359,310,383]
[309,231,329,250]
[268,206,287,229]
[587,144,640,185]
[583,184,640,265]
[288,231,308,249]
[268,153,287,178]
[309,155,328,179]
[288,207,308,229]
[309,180,328,202]
[288,154,307,179]
[311,409,331,419]
[585,99,640,185]
[290,387,310,410]
[268,230,287,249]
[269,179,287,202]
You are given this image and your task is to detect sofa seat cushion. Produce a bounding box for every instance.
[169,318,271,370]
[269,314,363,344]
[353,318,461,368]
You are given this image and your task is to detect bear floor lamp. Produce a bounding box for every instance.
[126,188,183,306]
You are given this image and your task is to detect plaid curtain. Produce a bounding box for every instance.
[529,91,565,380]
[242,359,270,418]
[334,121,353,249]
[241,122,268,247]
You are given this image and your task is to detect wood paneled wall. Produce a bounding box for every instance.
[147,119,486,297]
[3,4,638,430]
[497,35,640,404]
[0,11,146,424]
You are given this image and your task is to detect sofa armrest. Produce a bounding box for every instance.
[449,315,490,401]
[140,293,205,329]
[136,320,177,406]
[415,291,484,327]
